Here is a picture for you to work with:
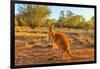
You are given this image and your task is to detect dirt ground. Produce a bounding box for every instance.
[15,30,95,66]
[15,45,94,66]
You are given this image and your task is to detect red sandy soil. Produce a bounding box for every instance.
[15,45,94,66]
[15,32,94,66]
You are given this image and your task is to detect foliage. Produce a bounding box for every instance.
[16,5,51,29]
[15,16,18,26]
[15,5,94,29]
[56,10,94,29]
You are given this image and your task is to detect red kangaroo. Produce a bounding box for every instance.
[48,25,72,61]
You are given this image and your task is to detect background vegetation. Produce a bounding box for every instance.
[15,5,94,29]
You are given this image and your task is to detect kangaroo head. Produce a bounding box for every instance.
[49,25,55,32]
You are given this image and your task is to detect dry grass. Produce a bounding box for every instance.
[15,32,48,37]
[15,27,95,66]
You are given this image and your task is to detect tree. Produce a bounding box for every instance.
[16,16,26,26]
[67,15,85,28]
[26,5,51,28]
[59,10,75,28]
[57,11,67,28]
[87,16,94,29]
[15,5,51,28]
[66,10,74,19]
[15,16,18,26]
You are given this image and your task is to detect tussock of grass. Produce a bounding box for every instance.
[15,26,94,48]
[15,26,33,32]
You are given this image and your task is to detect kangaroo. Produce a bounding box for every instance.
[48,25,72,62]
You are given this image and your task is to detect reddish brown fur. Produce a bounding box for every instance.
[48,25,72,60]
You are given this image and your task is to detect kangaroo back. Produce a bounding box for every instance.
[54,33,71,51]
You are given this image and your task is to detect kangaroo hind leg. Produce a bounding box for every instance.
[67,50,73,58]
